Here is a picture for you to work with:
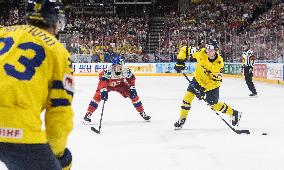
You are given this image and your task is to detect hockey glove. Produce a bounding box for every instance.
[129,86,137,99]
[174,59,185,73]
[57,148,72,170]
[100,88,108,101]
[195,87,206,100]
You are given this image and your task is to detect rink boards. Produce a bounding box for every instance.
[72,62,284,85]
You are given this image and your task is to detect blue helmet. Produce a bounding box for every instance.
[112,55,125,65]
[206,39,219,51]
[26,0,66,30]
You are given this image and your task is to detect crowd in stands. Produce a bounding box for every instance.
[160,0,282,62]
[0,7,25,26]
[1,0,284,63]
[62,14,149,63]
[246,2,284,61]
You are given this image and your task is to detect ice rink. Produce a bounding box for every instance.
[70,76,284,170]
[1,75,284,170]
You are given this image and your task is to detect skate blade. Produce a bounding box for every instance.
[249,95,258,98]
[174,126,183,130]
[82,121,96,126]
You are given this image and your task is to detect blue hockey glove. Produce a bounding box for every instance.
[195,87,206,100]
[174,59,185,73]
[57,148,72,170]
[129,86,137,99]
[100,88,108,101]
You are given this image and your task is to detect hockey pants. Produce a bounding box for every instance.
[0,143,61,170]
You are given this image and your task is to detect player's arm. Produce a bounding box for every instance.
[175,46,188,73]
[204,60,224,90]
[124,68,138,99]
[125,68,135,86]
[97,70,110,90]
[175,46,199,73]
[96,70,111,101]
[45,47,74,157]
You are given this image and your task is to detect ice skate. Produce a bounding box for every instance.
[83,114,94,125]
[174,118,186,129]
[139,111,151,121]
[249,93,257,97]
[231,110,242,126]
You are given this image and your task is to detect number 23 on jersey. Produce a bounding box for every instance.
[0,37,46,80]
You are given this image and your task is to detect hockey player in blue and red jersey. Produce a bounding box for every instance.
[83,55,151,123]
[0,0,73,170]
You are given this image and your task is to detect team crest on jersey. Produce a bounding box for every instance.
[63,74,74,92]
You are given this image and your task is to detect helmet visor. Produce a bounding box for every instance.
[206,44,216,50]
[113,64,123,73]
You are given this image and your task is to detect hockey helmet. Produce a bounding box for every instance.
[112,55,125,65]
[206,39,219,51]
[26,0,66,31]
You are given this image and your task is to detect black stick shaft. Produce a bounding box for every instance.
[97,100,106,133]
[91,100,106,134]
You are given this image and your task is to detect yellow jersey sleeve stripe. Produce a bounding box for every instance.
[52,80,73,96]
[51,98,71,107]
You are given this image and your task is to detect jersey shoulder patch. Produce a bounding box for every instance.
[63,74,74,93]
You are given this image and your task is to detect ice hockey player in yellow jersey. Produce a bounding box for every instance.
[173,40,242,129]
[0,0,73,170]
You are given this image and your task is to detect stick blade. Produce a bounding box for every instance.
[236,129,250,134]
[91,127,100,134]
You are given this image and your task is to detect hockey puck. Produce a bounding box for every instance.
[262,133,267,135]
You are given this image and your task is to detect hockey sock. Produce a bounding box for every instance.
[180,91,195,118]
[211,102,233,115]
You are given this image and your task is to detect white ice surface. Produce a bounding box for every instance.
[69,76,284,170]
[1,76,284,170]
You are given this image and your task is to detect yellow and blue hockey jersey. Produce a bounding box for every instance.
[177,46,224,91]
[0,25,74,156]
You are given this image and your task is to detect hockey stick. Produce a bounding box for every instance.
[91,100,106,134]
[182,73,250,134]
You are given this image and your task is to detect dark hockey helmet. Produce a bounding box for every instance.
[206,39,219,51]
[112,55,125,65]
[25,0,66,31]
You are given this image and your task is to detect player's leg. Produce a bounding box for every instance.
[174,79,201,128]
[206,88,241,126]
[0,143,61,170]
[84,90,102,122]
[116,86,151,120]
[174,90,195,128]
